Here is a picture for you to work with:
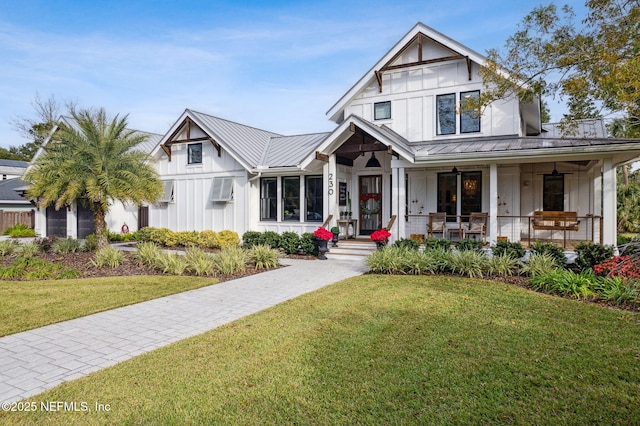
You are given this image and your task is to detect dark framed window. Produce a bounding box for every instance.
[437,172,457,221]
[305,175,323,222]
[436,94,456,135]
[461,171,482,218]
[260,177,277,221]
[543,174,564,211]
[282,176,300,221]
[374,101,391,120]
[188,143,202,164]
[460,90,480,133]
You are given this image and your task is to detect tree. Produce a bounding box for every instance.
[23,108,164,248]
[479,0,639,128]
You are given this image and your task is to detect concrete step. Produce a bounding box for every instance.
[326,238,376,259]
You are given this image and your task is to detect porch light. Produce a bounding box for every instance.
[451,166,458,174]
[365,152,381,168]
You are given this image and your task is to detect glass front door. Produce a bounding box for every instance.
[359,175,382,235]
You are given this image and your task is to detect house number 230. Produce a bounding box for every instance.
[328,173,334,195]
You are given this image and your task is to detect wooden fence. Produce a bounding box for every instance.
[0,210,35,234]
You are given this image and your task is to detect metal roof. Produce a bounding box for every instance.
[0,178,30,202]
[262,133,330,168]
[188,110,283,168]
[0,159,28,168]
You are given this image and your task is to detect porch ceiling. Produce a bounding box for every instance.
[333,125,392,162]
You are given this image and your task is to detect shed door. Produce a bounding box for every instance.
[77,204,95,239]
[46,206,67,238]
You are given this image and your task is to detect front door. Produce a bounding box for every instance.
[359,175,382,235]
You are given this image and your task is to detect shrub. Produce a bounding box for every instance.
[393,238,420,251]
[530,241,567,265]
[573,242,615,271]
[136,227,155,243]
[487,254,521,277]
[4,223,36,238]
[261,231,280,249]
[155,253,188,275]
[597,276,639,306]
[213,246,247,275]
[247,244,280,270]
[133,242,161,267]
[276,232,299,255]
[424,238,451,251]
[82,234,98,252]
[34,237,54,252]
[92,246,125,268]
[17,242,40,259]
[455,238,484,252]
[175,231,200,247]
[242,231,263,249]
[445,249,488,278]
[299,233,317,255]
[593,255,640,280]
[0,256,80,280]
[213,230,240,248]
[51,238,81,254]
[521,253,561,277]
[530,269,599,299]
[198,230,218,249]
[0,240,19,256]
[366,246,406,274]
[185,247,216,276]
[491,240,525,259]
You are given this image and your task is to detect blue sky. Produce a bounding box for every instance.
[0,0,588,149]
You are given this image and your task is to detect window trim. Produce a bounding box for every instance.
[460,90,481,133]
[374,101,391,120]
[436,93,456,135]
[260,177,277,221]
[187,143,203,165]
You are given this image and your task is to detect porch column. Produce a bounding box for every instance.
[392,165,405,242]
[489,163,498,246]
[327,154,337,227]
[602,158,617,247]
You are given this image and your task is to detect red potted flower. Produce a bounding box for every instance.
[313,227,332,259]
[370,229,391,249]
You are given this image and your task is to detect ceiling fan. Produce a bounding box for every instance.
[537,162,573,176]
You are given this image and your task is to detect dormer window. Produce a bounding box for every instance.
[188,143,202,164]
[460,90,480,133]
[374,101,391,120]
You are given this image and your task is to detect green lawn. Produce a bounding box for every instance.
[0,276,217,336]
[2,275,639,425]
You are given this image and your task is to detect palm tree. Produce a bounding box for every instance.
[24,108,163,248]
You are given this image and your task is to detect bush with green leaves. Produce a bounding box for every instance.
[445,249,488,278]
[156,253,188,275]
[241,231,263,248]
[521,253,561,277]
[132,242,161,267]
[213,246,247,275]
[82,234,98,252]
[17,242,40,259]
[366,246,406,274]
[92,246,125,268]
[424,238,451,251]
[530,269,599,299]
[0,256,80,280]
[487,253,521,277]
[455,238,484,252]
[247,244,280,270]
[574,242,615,271]
[3,223,36,238]
[597,276,638,307]
[51,237,81,254]
[279,232,300,254]
[185,247,216,276]
[299,233,318,255]
[174,231,200,247]
[530,241,567,265]
[0,240,19,256]
[198,230,218,249]
[491,240,525,259]
[213,230,240,248]
[393,238,420,251]
[260,231,280,249]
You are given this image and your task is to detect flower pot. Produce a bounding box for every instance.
[375,239,388,250]
[331,232,339,247]
[315,238,329,260]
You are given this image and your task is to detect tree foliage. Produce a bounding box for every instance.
[479,0,639,128]
[23,108,163,248]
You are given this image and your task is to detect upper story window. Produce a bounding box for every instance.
[436,94,456,135]
[460,90,481,133]
[188,143,202,164]
[436,91,481,135]
[374,101,391,120]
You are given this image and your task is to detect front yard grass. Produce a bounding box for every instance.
[3,274,639,425]
[0,276,217,336]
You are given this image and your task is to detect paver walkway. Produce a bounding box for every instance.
[0,257,367,403]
